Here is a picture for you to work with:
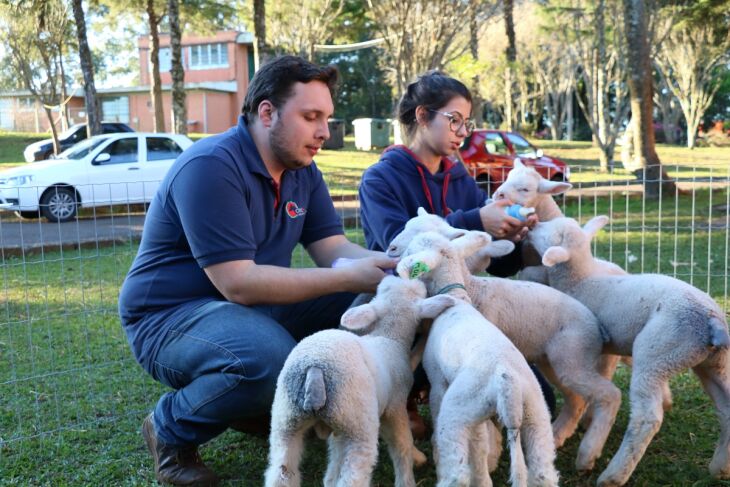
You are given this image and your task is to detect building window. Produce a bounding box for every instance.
[157,47,172,72]
[19,97,36,111]
[188,43,229,70]
[101,96,130,123]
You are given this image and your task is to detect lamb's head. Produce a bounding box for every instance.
[386,207,466,258]
[340,275,456,344]
[395,230,504,298]
[493,158,572,207]
[527,215,609,267]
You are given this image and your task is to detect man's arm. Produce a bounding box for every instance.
[204,252,394,306]
[306,234,390,267]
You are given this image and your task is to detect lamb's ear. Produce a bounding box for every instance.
[513,158,526,170]
[583,215,609,239]
[537,178,572,195]
[444,226,467,240]
[397,250,441,279]
[418,295,457,319]
[451,231,491,259]
[417,207,429,217]
[542,246,570,267]
[481,239,515,258]
[340,303,378,332]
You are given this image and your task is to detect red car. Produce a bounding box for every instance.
[457,129,569,195]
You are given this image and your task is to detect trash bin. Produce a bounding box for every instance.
[324,118,344,149]
[352,118,390,151]
[392,119,404,146]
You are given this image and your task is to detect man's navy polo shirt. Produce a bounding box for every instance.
[118,115,344,368]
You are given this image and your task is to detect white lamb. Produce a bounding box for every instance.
[265,276,456,487]
[493,158,625,280]
[398,230,560,487]
[528,215,730,486]
[493,160,665,413]
[388,210,622,469]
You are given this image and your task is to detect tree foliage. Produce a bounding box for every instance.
[1,0,75,150]
[366,0,498,97]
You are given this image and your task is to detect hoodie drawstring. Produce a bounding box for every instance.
[415,164,451,217]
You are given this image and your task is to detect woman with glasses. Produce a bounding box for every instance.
[358,71,555,434]
[359,71,531,269]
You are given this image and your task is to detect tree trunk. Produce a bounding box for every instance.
[566,87,574,141]
[44,106,61,155]
[71,0,101,136]
[253,0,268,65]
[503,0,516,131]
[58,51,70,133]
[147,0,165,133]
[623,0,675,198]
[687,127,697,149]
[469,0,483,126]
[168,0,186,135]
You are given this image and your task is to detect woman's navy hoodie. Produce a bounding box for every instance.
[359,145,523,277]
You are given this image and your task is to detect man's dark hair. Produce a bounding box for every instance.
[397,71,472,140]
[242,55,339,116]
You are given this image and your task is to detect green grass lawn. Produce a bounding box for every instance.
[2,187,730,485]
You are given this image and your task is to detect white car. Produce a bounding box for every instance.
[0,133,194,222]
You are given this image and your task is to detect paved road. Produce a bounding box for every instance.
[0,214,147,256]
[1,178,726,255]
[0,201,361,255]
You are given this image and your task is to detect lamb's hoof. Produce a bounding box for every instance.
[596,469,624,487]
[413,446,428,467]
[575,455,595,473]
[709,456,730,478]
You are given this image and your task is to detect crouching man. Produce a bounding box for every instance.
[118,56,395,486]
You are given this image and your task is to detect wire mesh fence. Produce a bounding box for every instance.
[0,166,728,468]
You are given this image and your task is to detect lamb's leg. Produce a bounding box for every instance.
[469,421,494,487]
[620,356,673,411]
[265,417,310,487]
[546,341,622,470]
[596,373,666,487]
[324,433,345,487]
[381,404,417,487]
[333,431,379,487]
[597,322,695,487]
[486,419,503,473]
[693,349,730,479]
[538,361,587,448]
[582,353,621,428]
[434,376,493,487]
[428,376,449,466]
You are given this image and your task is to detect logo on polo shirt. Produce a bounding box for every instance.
[286,201,307,218]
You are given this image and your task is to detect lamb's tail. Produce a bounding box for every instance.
[506,427,528,487]
[301,367,326,412]
[709,315,730,350]
[495,370,528,487]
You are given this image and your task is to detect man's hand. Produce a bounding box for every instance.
[340,256,398,293]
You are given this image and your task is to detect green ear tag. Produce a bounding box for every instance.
[409,261,430,279]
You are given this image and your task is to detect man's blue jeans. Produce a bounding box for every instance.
[142,293,355,447]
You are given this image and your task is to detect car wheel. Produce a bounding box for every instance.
[40,187,78,223]
[15,210,40,220]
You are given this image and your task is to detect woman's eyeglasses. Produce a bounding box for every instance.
[428,109,476,135]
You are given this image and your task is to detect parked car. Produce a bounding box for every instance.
[457,129,569,195]
[23,122,135,162]
[1,133,193,222]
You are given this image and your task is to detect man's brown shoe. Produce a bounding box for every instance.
[407,396,429,441]
[141,413,220,486]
